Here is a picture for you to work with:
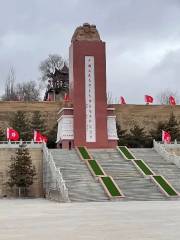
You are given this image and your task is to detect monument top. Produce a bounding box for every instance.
[71,23,101,42]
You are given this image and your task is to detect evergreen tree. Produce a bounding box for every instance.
[150,112,180,141]
[0,127,5,141]
[150,121,167,142]
[47,124,57,148]
[10,111,31,140]
[126,124,150,148]
[7,146,36,197]
[165,112,180,140]
[30,111,46,139]
[116,122,128,146]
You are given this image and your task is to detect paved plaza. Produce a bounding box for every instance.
[0,199,180,240]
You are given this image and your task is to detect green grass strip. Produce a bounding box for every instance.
[101,176,122,197]
[118,146,135,159]
[78,146,91,159]
[134,160,153,175]
[153,176,178,196]
[88,160,104,176]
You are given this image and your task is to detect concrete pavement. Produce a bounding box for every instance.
[0,199,180,240]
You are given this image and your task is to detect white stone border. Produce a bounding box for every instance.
[57,107,73,115]
[42,143,70,202]
[0,140,43,148]
[153,140,180,168]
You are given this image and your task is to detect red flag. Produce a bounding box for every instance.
[7,128,19,141]
[120,96,126,105]
[145,95,153,104]
[162,130,171,143]
[34,131,48,143]
[47,94,53,101]
[169,96,176,106]
[64,93,70,101]
[42,135,48,143]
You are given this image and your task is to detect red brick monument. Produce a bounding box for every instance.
[57,23,118,148]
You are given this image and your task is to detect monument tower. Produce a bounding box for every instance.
[57,23,118,148]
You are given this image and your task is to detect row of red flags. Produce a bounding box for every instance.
[6,128,47,142]
[6,128,171,144]
[48,93,176,105]
[120,95,176,105]
[48,93,70,101]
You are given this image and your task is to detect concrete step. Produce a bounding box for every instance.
[130,148,180,193]
[48,147,180,202]
[89,149,167,201]
[50,149,109,202]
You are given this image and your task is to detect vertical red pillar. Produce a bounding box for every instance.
[69,23,117,148]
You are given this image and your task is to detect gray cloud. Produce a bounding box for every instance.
[0,0,180,102]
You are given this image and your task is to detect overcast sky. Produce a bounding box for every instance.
[0,0,180,103]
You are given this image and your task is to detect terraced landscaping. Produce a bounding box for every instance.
[101,176,123,197]
[88,160,105,176]
[76,147,125,199]
[153,175,178,196]
[77,146,92,159]
[133,160,154,175]
[117,146,179,198]
[117,146,135,159]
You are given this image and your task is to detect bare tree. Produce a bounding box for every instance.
[2,66,17,101]
[40,54,69,100]
[156,89,179,104]
[39,54,64,82]
[15,81,40,101]
[1,66,41,101]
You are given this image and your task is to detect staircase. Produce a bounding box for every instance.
[130,148,180,194]
[50,149,109,202]
[49,148,180,202]
[89,149,167,201]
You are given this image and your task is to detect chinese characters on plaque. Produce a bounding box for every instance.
[85,56,96,142]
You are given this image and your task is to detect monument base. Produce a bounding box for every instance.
[57,139,117,149]
[56,106,118,149]
[77,140,117,149]
[57,140,74,149]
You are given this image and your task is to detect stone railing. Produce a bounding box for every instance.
[42,143,70,202]
[0,140,43,148]
[153,140,180,168]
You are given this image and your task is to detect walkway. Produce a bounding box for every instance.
[0,199,180,240]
